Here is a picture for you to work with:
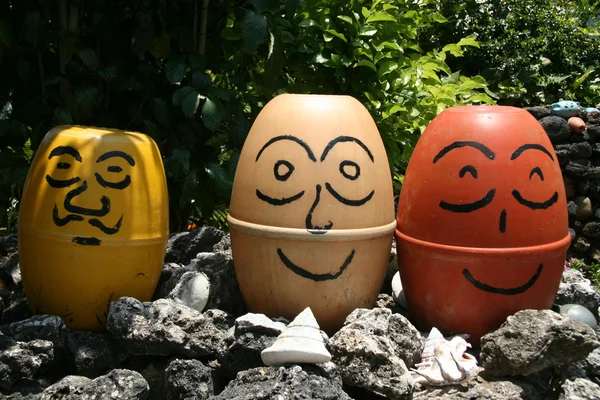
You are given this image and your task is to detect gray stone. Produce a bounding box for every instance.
[540,115,571,143]
[412,378,546,399]
[164,359,213,400]
[210,365,351,400]
[564,162,600,179]
[556,142,593,159]
[559,378,600,400]
[524,106,551,120]
[155,251,246,316]
[165,226,225,265]
[0,334,54,390]
[480,309,600,376]
[556,269,600,319]
[570,228,577,241]
[66,331,128,378]
[569,201,579,217]
[584,222,600,238]
[330,309,416,399]
[234,313,286,337]
[574,236,592,252]
[217,312,289,377]
[106,297,233,358]
[40,369,149,400]
[2,316,66,348]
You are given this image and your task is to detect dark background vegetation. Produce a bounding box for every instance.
[0,0,598,233]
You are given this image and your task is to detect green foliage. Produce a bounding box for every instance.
[0,0,494,230]
[566,257,600,290]
[280,0,495,185]
[428,0,600,106]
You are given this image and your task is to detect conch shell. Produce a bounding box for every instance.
[411,327,482,386]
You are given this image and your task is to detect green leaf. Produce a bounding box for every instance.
[202,98,224,131]
[298,19,320,28]
[192,71,212,90]
[429,12,448,23]
[366,12,397,23]
[456,34,480,48]
[206,162,234,199]
[188,53,205,70]
[180,171,200,210]
[242,11,268,54]
[337,15,353,25]
[173,86,196,106]
[0,19,13,46]
[359,26,377,36]
[354,59,377,72]
[142,120,163,142]
[54,108,73,125]
[181,90,201,118]
[374,41,403,52]
[442,43,462,57]
[98,66,118,82]
[285,0,300,18]
[78,48,98,71]
[265,30,285,88]
[249,0,280,13]
[166,55,186,84]
[165,148,191,178]
[572,66,596,90]
[230,108,250,147]
[22,11,40,48]
[151,98,171,128]
[324,29,347,43]
[378,60,398,77]
[74,86,98,113]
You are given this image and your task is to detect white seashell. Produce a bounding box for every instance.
[414,327,445,370]
[261,307,332,366]
[170,271,210,312]
[391,271,409,309]
[411,327,482,387]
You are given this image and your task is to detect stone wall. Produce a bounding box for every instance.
[525,106,600,262]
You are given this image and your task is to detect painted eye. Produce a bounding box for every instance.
[529,167,544,181]
[459,165,478,179]
[339,160,360,181]
[274,160,294,181]
[46,161,80,188]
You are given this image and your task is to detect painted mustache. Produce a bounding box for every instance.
[52,205,123,234]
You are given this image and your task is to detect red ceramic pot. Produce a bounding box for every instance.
[395,105,570,345]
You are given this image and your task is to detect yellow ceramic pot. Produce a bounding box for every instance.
[18,126,169,331]
[228,94,395,334]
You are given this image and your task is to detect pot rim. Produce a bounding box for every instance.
[395,228,571,256]
[227,214,396,241]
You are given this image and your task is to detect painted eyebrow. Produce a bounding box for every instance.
[255,135,316,162]
[433,141,495,163]
[96,151,135,166]
[320,136,374,162]
[510,144,555,161]
[48,146,82,162]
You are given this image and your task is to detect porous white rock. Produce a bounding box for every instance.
[261,307,332,366]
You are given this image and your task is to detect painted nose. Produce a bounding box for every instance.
[64,180,111,217]
[305,184,333,234]
[499,209,507,233]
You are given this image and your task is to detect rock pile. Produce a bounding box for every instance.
[1,227,600,399]
[525,106,600,263]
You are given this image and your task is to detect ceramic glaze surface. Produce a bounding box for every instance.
[18,126,169,331]
[229,94,395,334]
[396,106,570,345]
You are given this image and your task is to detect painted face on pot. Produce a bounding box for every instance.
[229,94,395,281]
[397,106,569,295]
[21,126,166,246]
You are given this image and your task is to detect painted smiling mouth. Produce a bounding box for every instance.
[53,204,123,246]
[462,264,543,295]
[277,248,355,281]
